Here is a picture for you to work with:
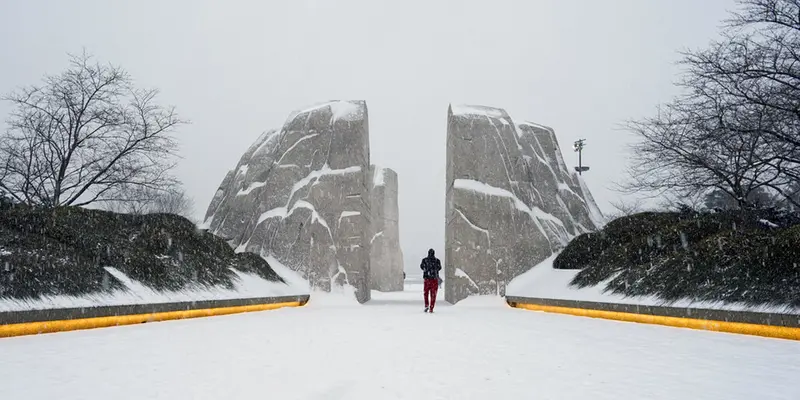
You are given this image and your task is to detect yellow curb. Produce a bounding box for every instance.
[511,302,800,341]
[0,301,303,339]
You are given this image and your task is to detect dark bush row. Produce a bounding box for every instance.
[0,205,282,300]
[554,209,800,307]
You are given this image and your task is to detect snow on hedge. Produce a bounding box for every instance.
[506,253,800,315]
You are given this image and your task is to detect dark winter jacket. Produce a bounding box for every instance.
[420,249,441,280]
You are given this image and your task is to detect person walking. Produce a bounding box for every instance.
[420,248,442,313]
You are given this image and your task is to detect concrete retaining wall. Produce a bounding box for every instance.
[506,296,800,341]
[1,295,309,338]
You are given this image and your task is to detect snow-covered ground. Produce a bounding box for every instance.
[507,254,800,315]
[1,283,798,400]
[0,257,309,312]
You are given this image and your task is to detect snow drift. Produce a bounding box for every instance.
[507,252,800,314]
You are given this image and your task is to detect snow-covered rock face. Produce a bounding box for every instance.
[445,104,604,303]
[204,100,373,303]
[368,165,404,291]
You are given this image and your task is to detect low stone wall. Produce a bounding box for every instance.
[506,296,800,340]
[1,295,309,338]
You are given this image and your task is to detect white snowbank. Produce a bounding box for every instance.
[261,254,312,293]
[305,285,359,307]
[0,266,307,313]
[506,254,800,314]
[3,290,797,400]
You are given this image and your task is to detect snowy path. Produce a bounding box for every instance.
[1,285,798,400]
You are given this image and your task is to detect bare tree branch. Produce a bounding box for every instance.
[0,51,186,208]
[103,183,195,219]
[621,0,800,211]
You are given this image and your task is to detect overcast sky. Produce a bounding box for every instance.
[1,0,735,271]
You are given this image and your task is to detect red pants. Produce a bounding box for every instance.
[424,278,439,310]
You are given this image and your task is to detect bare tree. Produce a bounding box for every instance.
[622,0,800,210]
[105,183,195,218]
[703,186,778,210]
[0,51,185,208]
[608,198,646,218]
[151,187,194,217]
[684,0,800,186]
[622,94,787,208]
[103,188,152,215]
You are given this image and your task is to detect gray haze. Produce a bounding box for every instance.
[0,0,734,272]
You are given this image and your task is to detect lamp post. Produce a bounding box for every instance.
[573,139,589,175]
